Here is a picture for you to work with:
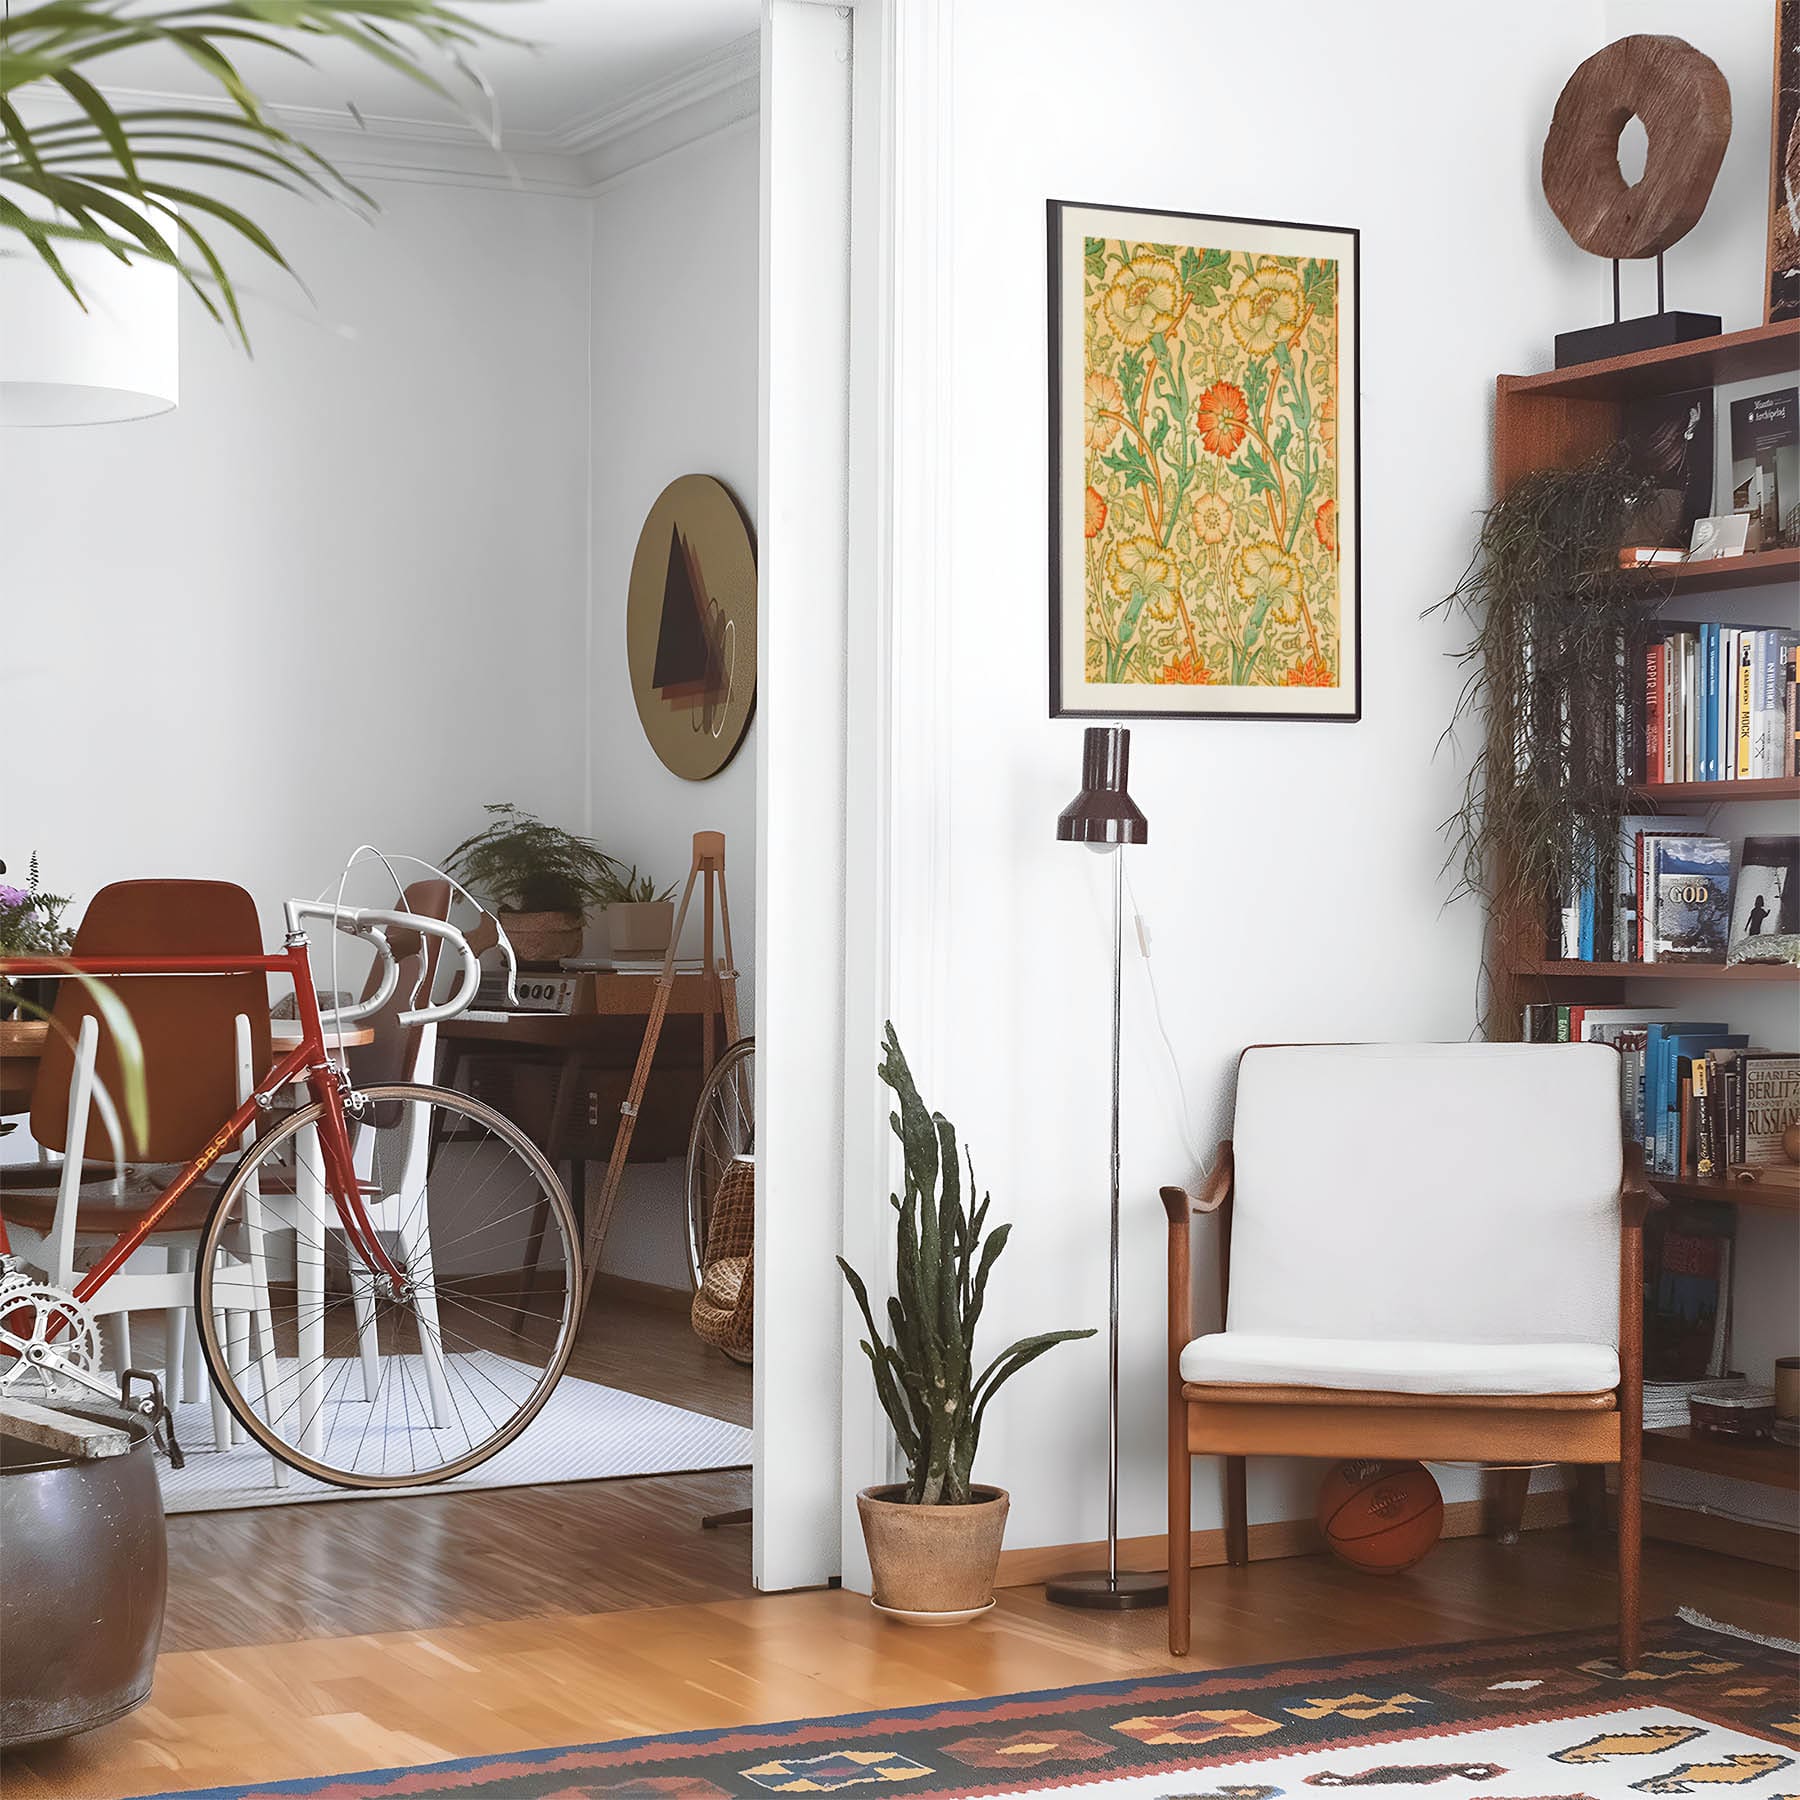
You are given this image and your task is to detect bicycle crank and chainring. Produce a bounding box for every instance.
[0,1278,110,1402]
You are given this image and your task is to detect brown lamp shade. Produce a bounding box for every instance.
[1056,725,1148,847]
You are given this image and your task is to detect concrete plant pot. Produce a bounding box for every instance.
[856,1484,1008,1625]
[604,900,675,959]
[499,909,585,969]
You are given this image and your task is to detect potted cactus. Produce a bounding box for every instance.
[838,1025,1094,1624]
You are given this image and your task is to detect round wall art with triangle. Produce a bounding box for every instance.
[625,474,757,781]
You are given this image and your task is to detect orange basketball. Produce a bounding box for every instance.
[1315,1460,1443,1574]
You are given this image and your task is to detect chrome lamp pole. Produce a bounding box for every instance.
[1045,725,1166,1611]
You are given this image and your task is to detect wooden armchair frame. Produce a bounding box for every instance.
[1161,1140,1651,1668]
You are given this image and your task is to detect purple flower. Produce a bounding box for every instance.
[0,885,31,910]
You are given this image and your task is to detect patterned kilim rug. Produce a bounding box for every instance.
[134,1612,1797,1800]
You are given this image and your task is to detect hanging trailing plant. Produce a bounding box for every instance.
[1429,445,1665,1030]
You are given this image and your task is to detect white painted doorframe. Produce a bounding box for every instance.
[754,0,953,1594]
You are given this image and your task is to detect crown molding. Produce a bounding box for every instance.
[554,31,759,159]
[14,32,761,196]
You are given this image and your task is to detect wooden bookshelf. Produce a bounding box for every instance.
[1501,318,1800,403]
[1628,775,1800,804]
[1512,959,1800,983]
[1627,546,1800,596]
[1643,1426,1800,1491]
[1490,323,1800,1561]
[1648,1174,1800,1214]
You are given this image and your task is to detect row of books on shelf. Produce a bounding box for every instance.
[1520,1003,1800,1181]
[1636,624,1799,784]
[1551,829,1796,965]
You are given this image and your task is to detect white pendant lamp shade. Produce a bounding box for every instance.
[0,215,179,426]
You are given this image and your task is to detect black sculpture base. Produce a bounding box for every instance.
[1044,1568,1169,1610]
[1554,310,1721,369]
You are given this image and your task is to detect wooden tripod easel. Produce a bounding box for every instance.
[580,830,740,1312]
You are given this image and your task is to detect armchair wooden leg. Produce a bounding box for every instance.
[1617,1446,1642,1670]
[1168,1446,1191,1656]
[1571,1464,1608,1541]
[1487,1466,1531,1544]
[1224,1456,1248,1567]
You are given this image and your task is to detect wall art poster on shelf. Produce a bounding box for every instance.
[1048,201,1360,720]
[1769,0,1800,322]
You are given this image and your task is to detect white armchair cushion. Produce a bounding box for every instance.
[1180,1331,1619,1396]
[1225,1043,1623,1350]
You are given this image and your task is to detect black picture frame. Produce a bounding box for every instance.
[1048,198,1362,722]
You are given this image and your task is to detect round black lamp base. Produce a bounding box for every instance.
[1043,1568,1169,1610]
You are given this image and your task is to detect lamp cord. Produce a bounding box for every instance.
[1120,859,1210,1176]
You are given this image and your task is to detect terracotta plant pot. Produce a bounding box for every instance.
[499,909,585,969]
[605,900,675,959]
[856,1484,1008,1623]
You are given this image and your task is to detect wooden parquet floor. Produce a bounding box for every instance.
[7,1534,1796,1800]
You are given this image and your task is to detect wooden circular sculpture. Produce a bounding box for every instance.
[1541,34,1731,261]
[1316,1459,1444,1575]
[626,474,757,781]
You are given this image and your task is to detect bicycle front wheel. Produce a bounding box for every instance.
[195,1082,581,1488]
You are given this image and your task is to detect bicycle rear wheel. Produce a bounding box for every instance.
[685,1037,755,1290]
[195,1082,580,1488]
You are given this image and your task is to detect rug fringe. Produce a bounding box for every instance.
[1678,1605,1800,1654]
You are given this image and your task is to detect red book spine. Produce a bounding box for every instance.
[1644,640,1663,784]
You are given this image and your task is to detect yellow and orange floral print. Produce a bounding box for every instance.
[1081,237,1340,690]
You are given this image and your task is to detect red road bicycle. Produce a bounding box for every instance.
[0,899,582,1488]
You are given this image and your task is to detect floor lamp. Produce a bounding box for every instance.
[1045,725,1167,1611]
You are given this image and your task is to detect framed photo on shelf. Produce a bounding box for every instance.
[1048,199,1360,721]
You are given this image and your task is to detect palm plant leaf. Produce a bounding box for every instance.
[0,0,520,346]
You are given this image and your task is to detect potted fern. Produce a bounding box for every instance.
[445,805,618,967]
[838,1025,1094,1623]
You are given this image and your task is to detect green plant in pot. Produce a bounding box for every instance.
[445,805,615,968]
[839,1024,1094,1623]
[594,861,678,962]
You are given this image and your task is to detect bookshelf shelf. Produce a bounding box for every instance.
[1628,546,1800,596]
[1629,776,1800,803]
[1648,1174,1800,1214]
[1512,959,1800,983]
[1642,1425,1800,1491]
[1500,319,1800,403]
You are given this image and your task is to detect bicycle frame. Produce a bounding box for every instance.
[0,937,406,1301]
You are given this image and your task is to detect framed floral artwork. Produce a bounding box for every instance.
[1048,200,1361,720]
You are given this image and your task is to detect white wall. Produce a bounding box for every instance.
[585,119,763,1285]
[2,177,592,923]
[901,0,1644,1556]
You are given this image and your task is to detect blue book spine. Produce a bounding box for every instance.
[1578,871,1595,962]
[1643,1025,1666,1168]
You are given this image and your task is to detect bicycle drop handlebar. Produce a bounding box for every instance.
[281,900,511,1028]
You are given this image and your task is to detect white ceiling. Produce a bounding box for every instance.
[94,0,761,147]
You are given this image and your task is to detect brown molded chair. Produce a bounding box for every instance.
[3,880,275,1451]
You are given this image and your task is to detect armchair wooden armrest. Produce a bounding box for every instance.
[1160,1141,1234,1222]
[1162,1142,1234,1366]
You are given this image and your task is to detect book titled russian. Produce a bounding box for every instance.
[1739,1052,1800,1167]
[1729,387,1798,547]
[1645,836,1732,962]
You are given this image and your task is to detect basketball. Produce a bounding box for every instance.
[1315,1460,1443,1574]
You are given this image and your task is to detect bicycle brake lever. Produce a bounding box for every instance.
[121,1367,184,1469]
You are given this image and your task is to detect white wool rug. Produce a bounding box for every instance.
[154,1363,751,1513]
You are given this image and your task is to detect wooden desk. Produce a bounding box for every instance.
[437,973,733,1258]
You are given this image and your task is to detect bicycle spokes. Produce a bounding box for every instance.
[196,1084,580,1488]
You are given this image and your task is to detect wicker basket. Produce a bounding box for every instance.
[691,1156,754,1363]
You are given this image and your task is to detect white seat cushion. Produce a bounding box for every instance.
[1180,1332,1619,1397]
